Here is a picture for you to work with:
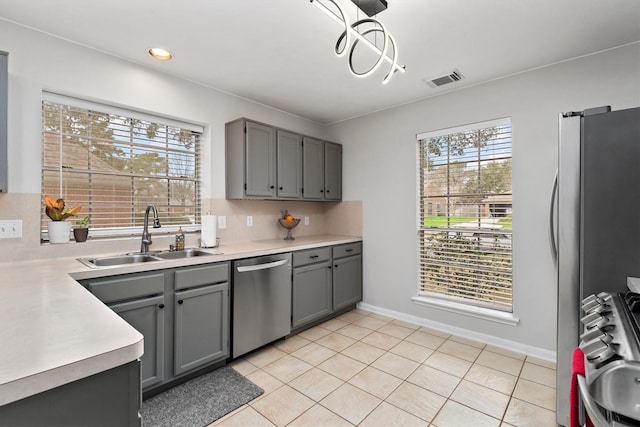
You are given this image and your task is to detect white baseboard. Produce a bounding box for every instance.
[357,302,557,363]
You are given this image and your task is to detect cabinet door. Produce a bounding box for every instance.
[292,261,333,328]
[110,295,165,390]
[246,121,276,198]
[0,52,7,193]
[324,142,342,200]
[333,255,363,311]
[174,282,229,376]
[302,137,325,199]
[277,130,302,199]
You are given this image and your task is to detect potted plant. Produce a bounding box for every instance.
[73,215,91,243]
[44,196,81,244]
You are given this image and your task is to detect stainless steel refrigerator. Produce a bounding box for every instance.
[554,106,640,426]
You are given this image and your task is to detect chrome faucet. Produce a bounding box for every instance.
[141,205,161,253]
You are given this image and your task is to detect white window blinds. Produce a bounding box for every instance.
[417,118,513,312]
[41,93,202,238]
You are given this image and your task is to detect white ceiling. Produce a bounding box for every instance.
[0,0,638,124]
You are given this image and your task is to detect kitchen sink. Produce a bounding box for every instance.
[152,248,218,259]
[78,248,222,268]
[80,254,160,268]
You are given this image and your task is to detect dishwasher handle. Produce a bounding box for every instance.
[236,258,289,273]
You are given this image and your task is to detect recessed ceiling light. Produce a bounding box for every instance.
[148,47,173,61]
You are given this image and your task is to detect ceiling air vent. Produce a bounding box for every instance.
[423,69,464,88]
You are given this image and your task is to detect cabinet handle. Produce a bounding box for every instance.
[320,189,324,193]
[328,266,332,269]
[334,264,338,268]
[279,186,283,190]
[345,248,354,252]
[178,300,184,304]
[326,190,330,193]
[309,255,319,259]
[158,303,165,309]
[270,185,275,189]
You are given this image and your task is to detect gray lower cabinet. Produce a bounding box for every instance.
[291,243,362,330]
[85,272,165,391]
[332,243,363,311]
[82,262,230,393]
[174,282,228,376]
[292,248,332,328]
[110,295,165,389]
[0,361,141,427]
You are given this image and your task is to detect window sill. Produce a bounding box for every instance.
[411,296,520,326]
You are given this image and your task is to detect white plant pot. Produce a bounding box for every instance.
[48,221,71,244]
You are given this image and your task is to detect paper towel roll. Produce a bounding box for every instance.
[201,215,217,247]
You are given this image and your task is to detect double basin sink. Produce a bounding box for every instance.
[78,248,222,268]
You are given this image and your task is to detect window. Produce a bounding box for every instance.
[417,118,512,312]
[41,93,203,239]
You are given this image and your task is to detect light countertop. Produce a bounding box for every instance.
[0,234,361,406]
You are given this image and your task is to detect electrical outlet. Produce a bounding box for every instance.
[304,216,309,225]
[247,216,253,227]
[0,220,23,239]
[218,216,227,229]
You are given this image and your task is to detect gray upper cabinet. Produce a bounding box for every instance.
[245,121,276,198]
[277,130,302,199]
[226,119,276,199]
[302,136,325,200]
[226,117,341,201]
[324,142,342,200]
[0,51,7,193]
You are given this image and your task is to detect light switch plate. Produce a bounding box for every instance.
[0,220,22,238]
[247,216,253,227]
[304,216,309,225]
[218,216,227,229]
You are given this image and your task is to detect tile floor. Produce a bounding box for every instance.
[212,309,557,427]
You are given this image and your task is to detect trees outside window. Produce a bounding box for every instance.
[417,118,513,311]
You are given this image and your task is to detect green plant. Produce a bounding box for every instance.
[75,215,91,227]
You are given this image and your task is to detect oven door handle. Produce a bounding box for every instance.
[577,374,612,427]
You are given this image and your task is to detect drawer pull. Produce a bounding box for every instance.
[309,255,319,259]
[178,300,184,305]
[345,248,354,253]
[158,303,165,309]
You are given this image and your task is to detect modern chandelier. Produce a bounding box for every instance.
[311,0,406,84]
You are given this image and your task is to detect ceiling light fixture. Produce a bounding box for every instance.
[148,47,173,61]
[311,0,405,84]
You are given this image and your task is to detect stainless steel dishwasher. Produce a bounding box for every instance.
[232,253,291,358]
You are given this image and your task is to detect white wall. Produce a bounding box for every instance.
[328,43,640,354]
[0,20,328,197]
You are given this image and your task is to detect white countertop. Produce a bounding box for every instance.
[0,234,361,405]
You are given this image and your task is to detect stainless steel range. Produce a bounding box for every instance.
[578,291,640,426]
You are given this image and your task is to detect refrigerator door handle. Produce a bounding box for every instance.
[550,169,559,264]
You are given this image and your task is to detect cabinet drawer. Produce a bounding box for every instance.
[332,242,362,259]
[293,247,331,267]
[87,273,165,304]
[174,262,229,290]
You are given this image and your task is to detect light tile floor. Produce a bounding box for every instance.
[212,309,557,427]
